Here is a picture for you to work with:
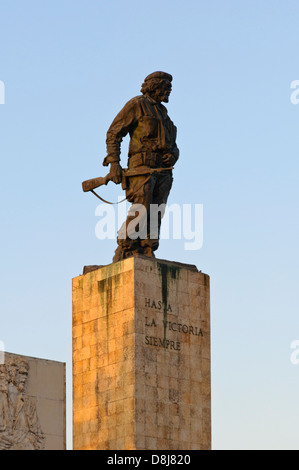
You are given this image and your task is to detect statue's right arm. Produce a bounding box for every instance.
[103,98,138,167]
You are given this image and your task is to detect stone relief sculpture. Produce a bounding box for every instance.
[0,358,45,450]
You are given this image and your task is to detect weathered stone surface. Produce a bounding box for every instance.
[0,352,66,450]
[73,256,211,450]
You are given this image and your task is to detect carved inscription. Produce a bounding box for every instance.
[0,358,45,450]
[145,298,172,312]
[145,335,181,351]
[144,298,204,352]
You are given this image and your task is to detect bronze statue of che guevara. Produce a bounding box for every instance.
[85,71,180,263]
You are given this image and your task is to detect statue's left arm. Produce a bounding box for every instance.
[163,119,180,167]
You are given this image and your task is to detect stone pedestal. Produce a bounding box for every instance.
[72,256,211,450]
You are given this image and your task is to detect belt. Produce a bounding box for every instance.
[129,151,164,169]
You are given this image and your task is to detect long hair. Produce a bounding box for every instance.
[141,78,171,100]
[141,78,163,96]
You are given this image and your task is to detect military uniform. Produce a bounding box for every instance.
[104,72,179,261]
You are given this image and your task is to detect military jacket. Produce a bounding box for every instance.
[104,94,179,166]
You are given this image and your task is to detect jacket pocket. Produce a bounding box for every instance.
[139,116,158,138]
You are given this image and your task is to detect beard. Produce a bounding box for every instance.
[151,88,171,103]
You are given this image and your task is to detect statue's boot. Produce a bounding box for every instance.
[139,239,158,258]
[140,246,156,258]
[112,239,139,263]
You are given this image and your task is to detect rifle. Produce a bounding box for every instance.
[82,167,173,193]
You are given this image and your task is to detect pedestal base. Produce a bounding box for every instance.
[72,256,211,450]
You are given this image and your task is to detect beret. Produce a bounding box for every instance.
[144,71,173,83]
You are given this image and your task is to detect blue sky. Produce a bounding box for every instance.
[1,0,299,450]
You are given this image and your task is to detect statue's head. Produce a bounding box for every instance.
[8,359,29,392]
[141,71,173,103]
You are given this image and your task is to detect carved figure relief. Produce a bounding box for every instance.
[0,358,45,450]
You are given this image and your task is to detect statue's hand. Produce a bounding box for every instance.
[162,153,176,167]
[110,162,123,184]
